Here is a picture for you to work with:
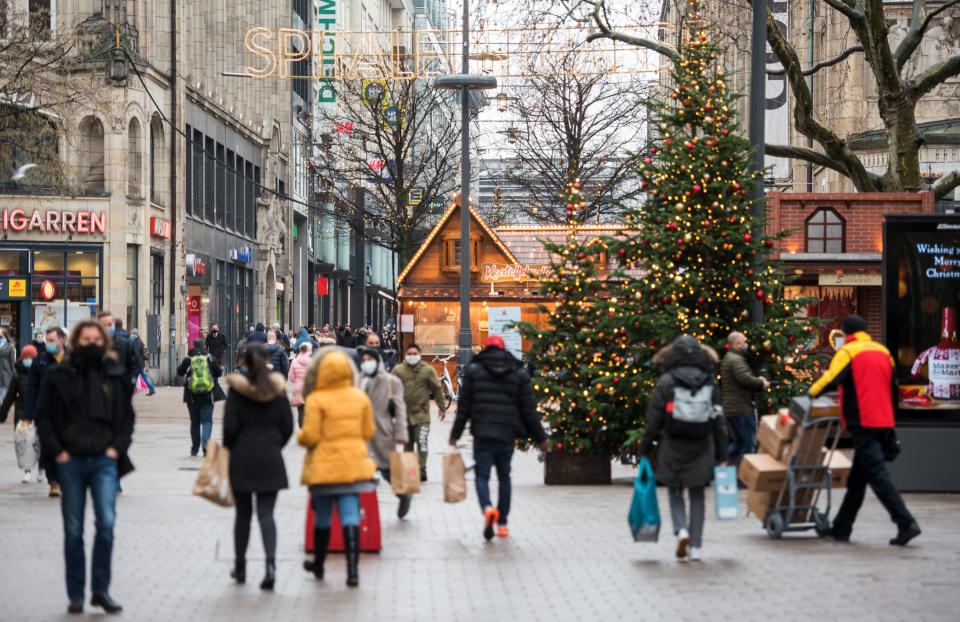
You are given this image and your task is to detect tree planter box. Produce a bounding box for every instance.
[544,451,611,485]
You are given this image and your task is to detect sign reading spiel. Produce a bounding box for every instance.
[1,208,106,234]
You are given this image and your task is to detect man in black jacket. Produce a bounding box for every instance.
[36,320,134,615]
[26,326,67,497]
[450,336,548,541]
[178,340,222,456]
[205,323,229,365]
[96,312,142,386]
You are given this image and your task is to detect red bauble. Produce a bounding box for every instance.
[644,157,653,165]
[641,180,649,189]
[722,129,730,136]
[566,203,574,210]
[649,146,658,155]
[755,290,765,300]
[572,182,580,189]
[764,240,774,248]
[556,442,564,450]
[684,141,694,150]
[661,297,670,304]
[787,335,796,344]
[577,252,585,259]
[693,184,702,192]
[664,138,673,146]
[732,181,741,190]
[612,377,620,384]
[743,233,753,242]
[677,238,684,246]
[697,297,705,305]
[724,343,731,351]
[617,248,626,256]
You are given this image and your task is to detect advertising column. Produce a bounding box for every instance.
[885,214,960,491]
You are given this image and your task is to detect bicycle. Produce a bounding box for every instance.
[435,353,459,409]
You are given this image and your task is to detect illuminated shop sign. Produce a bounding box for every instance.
[0,209,106,234]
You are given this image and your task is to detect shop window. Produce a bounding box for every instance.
[185,124,193,214]
[150,116,164,205]
[225,150,235,230]
[78,116,105,194]
[127,118,142,197]
[806,208,845,253]
[244,161,254,237]
[151,254,164,315]
[442,237,481,272]
[32,250,101,334]
[204,136,215,222]
[216,143,225,226]
[126,245,139,330]
[192,128,204,217]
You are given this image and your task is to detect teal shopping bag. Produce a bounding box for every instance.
[628,457,661,542]
[714,465,739,520]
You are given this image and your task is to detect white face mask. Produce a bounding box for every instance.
[405,354,421,366]
[360,360,378,376]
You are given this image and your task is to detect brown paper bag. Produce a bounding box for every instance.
[390,451,422,495]
[193,440,234,507]
[443,452,467,503]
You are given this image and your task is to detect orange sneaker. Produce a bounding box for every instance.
[483,507,500,541]
[497,525,509,538]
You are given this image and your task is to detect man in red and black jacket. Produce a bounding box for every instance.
[810,315,920,546]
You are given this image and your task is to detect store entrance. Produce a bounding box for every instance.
[0,301,21,345]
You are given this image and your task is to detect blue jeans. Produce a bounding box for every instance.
[57,455,119,603]
[140,371,156,393]
[474,442,514,524]
[189,402,213,453]
[727,414,757,462]
[312,493,360,528]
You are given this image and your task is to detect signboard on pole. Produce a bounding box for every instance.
[487,306,522,359]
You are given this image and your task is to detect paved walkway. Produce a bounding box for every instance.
[0,386,958,621]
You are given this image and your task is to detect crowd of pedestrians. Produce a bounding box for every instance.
[0,311,923,613]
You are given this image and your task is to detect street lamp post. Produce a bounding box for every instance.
[749,0,767,324]
[434,1,496,369]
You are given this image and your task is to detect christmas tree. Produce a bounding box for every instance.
[610,5,821,412]
[517,180,645,459]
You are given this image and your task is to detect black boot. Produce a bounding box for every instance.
[230,559,246,584]
[260,559,276,590]
[343,526,360,587]
[303,528,330,580]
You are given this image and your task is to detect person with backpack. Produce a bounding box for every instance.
[638,335,728,562]
[266,330,289,378]
[177,340,221,456]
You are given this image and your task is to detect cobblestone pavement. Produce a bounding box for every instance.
[0,386,958,622]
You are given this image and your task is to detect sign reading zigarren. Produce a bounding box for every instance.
[1,209,106,234]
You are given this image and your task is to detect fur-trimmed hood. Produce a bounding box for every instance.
[226,371,287,402]
[302,346,360,399]
[652,335,719,374]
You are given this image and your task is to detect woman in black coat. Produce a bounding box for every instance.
[223,343,292,591]
[639,335,728,562]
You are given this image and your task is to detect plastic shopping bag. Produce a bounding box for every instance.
[714,465,739,520]
[134,375,148,394]
[628,457,661,542]
[389,451,422,495]
[14,420,39,471]
[192,440,233,507]
[443,451,467,503]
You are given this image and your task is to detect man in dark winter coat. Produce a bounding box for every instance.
[205,323,229,365]
[810,315,920,546]
[450,336,548,541]
[35,320,135,614]
[266,331,289,378]
[27,326,67,497]
[248,323,269,345]
[639,335,728,562]
[178,340,222,456]
[720,331,769,463]
[97,312,142,385]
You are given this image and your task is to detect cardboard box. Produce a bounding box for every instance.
[775,409,798,439]
[784,424,830,465]
[790,395,842,421]
[747,489,775,521]
[738,453,788,492]
[758,415,793,460]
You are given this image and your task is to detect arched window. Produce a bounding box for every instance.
[78,116,105,194]
[150,116,164,205]
[805,207,845,253]
[127,117,142,197]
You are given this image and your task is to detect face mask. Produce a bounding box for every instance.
[405,354,421,366]
[73,344,105,368]
[211,331,218,336]
[360,360,378,376]
[0,338,6,346]
[106,327,115,336]
[45,342,59,355]
[23,358,33,369]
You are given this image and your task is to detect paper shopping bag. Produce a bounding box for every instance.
[713,465,739,520]
[389,451,421,495]
[443,452,467,503]
[193,440,233,507]
[628,457,661,542]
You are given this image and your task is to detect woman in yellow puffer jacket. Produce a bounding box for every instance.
[298,348,376,587]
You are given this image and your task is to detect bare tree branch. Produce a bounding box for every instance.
[933,170,960,200]
[908,53,960,100]
[821,0,865,22]
[895,0,960,71]
[765,144,850,177]
[766,45,863,77]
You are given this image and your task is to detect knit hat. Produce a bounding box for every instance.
[19,344,37,360]
[841,315,867,335]
[484,336,506,350]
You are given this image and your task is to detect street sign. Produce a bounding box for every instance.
[408,188,423,205]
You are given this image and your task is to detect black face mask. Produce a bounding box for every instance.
[73,345,105,368]
[211,331,219,336]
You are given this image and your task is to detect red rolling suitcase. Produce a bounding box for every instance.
[304,491,382,553]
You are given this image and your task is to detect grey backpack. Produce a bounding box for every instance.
[666,384,717,438]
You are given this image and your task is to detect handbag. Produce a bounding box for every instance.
[628,457,661,542]
[134,375,148,393]
[443,451,467,503]
[389,451,421,495]
[713,465,739,520]
[192,440,234,507]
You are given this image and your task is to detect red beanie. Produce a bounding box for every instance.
[484,336,505,350]
[20,344,38,359]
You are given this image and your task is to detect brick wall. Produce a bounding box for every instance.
[767,192,936,256]
[859,286,883,337]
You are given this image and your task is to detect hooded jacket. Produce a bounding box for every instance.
[177,348,222,405]
[266,342,289,378]
[222,371,291,492]
[297,349,376,486]
[451,346,547,446]
[392,358,445,426]
[288,350,312,407]
[0,340,16,389]
[639,336,728,488]
[0,359,32,425]
[359,350,408,469]
[293,328,317,353]
[720,348,765,415]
